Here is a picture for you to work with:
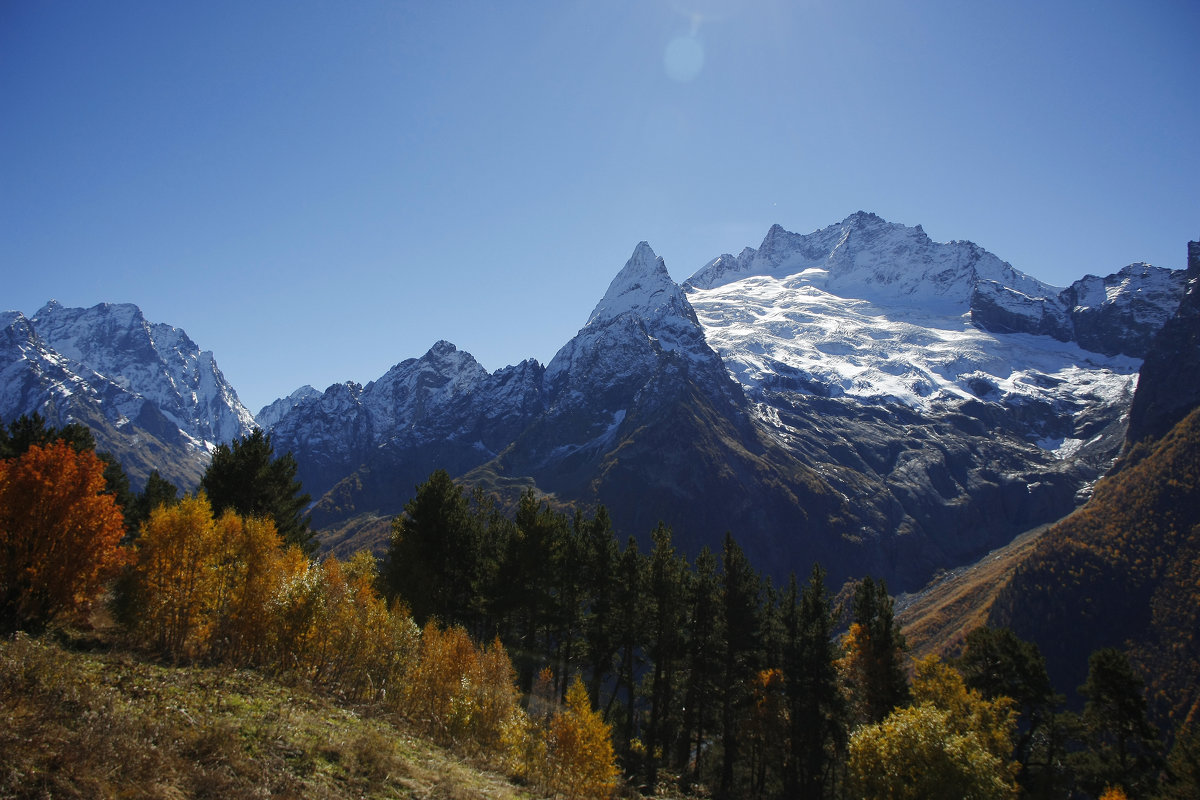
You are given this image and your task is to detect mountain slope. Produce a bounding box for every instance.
[0,302,255,488]
[468,243,856,571]
[987,406,1200,725]
[679,214,1180,587]
[895,239,1200,726]
[270,222,1182,591]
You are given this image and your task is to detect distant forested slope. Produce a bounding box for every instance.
[989,406,1200,728]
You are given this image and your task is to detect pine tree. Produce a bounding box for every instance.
[125,469,179,535]
[842,576,909,725]
[957,627,1060,793]
[644,522,689,788]
[581,506,621,707]
[384,469,482,627]
[718,532,762,799]
[608,536,646,754]
[784,565,845,798]
[200,428,315,553]
[1075,648,1164,797]
[679,545,723,788]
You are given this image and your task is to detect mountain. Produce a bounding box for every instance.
[264,215,1185,590]
[0,301,255,488]
[3,215,1183,592]
[981,239,1200,724]
[674,213,1182,585]
[1126,241,1200,444]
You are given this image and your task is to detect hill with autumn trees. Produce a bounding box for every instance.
[6,407,1200,798]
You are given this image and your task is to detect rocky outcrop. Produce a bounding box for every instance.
[1126,241,1200,444]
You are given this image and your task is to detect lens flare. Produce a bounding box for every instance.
[664,35,704,82]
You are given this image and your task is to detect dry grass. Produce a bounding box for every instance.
[896,523,1052,659]
[0,631,533,800]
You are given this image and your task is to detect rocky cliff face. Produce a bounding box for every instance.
[1126,241,1200,444]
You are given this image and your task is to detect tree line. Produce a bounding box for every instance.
[382,468,1198,799]
[2,416,1197,799]
[0,417,617,799]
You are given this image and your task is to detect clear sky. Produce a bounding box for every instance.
[3,0,1197,414]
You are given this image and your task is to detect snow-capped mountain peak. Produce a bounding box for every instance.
[688,212,1056,314]
[586,241,684,326]
[24,300,254,447]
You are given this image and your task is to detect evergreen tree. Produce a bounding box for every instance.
[644,522,689,788]
[718,532,762,799]
[1158,724,1200,800]
[126,470,180,532]
[678,545,723,788]
[1075,648,1163,798]
[957,626,1061,793]
[0,413,95,458]
[581,506,621,707]
[608,536,646,755]
[508,489,569,664]
[200,428,315,553]
[842,576,909,725]
[784,565,845,799]
[384,469,482,627]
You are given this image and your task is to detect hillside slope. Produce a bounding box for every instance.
[987,406,1200,724]
[0,633,532,800]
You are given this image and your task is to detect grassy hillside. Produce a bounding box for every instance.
[0,628,536,800]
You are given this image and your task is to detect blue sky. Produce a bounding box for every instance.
[3,0,1197,414]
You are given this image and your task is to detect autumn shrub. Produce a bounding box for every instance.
[534,675,619,800]
[127,494,225,658]
[403,621,482,742]
[273,551,418,702]
[847,656,1019,800]
[0,441,128,632]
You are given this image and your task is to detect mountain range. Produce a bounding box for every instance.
[1,212,1188,592]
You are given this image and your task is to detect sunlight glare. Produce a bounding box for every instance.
[664,35,704,82]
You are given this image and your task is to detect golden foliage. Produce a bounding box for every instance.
[848,657,1019,800]
[0,441,129,631]
[540,675,619,800]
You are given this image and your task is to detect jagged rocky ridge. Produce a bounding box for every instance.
[264,214,1186,589]
[0,214,1186,590]
[0,301,255,488]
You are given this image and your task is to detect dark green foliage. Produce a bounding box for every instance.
[581,506,621,707]
[126,470,179,529]
[1074,648,1164,797]
[609,537,646,752]
[957,626,1062,794]
[373,467,1198,798]
[643,523,689,788]
[678,545,723,788]
[1158,724,1200,800]
[384,469,485,628]
[850,576,910,724]
[784,565,845,798]
[0,413,95,458]
[718,532,763,799]
[201,428,315,554]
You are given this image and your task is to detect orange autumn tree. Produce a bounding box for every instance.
[0,441,128,632]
